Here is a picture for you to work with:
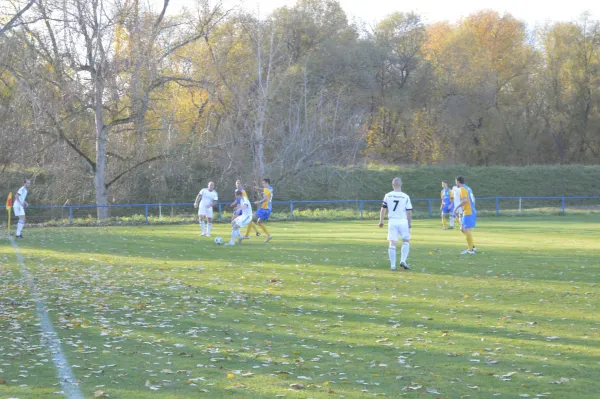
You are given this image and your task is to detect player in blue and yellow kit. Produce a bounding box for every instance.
[244,178,274,243]
[456,176,477,254]
[440,181,454,230]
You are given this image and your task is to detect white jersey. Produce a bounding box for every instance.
[239,196,252,217]
[17,186,28,205]
[382,190,412,221]
[199,188,218,208]
[452,186,461,207]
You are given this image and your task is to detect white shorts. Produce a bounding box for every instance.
[233,214,252,228]
[13,204,25,217]
[198,206,214,218]
[387,219,410,242]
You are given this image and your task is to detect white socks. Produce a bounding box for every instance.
[388,246,396,269]
[200,221,205,234]
[230,228,240,244]
[207,222,212,235]
[16,220,24,236]
[401,242,410,263]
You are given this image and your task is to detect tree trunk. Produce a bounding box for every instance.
[94,77,109,220]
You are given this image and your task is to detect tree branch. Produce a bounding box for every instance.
[106,154,167,188]
[0,0,37,35]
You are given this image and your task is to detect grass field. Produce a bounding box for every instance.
[1,216,599,399]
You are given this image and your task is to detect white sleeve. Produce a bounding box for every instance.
[406,196,413,211]
[214,192,218,201]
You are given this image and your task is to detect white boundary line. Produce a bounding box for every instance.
[9,237,84,399]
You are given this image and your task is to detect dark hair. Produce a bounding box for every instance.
[456,176,465,184]
[235,190,243,196]
[263,178,270,185]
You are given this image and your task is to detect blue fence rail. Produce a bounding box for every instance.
[9,196,600,225]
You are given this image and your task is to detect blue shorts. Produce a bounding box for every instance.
[442,203,454,214]
[233,209,242,216]
[462,214,476,228]
[256,208,271,221]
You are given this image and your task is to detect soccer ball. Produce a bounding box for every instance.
[214,236,223,245]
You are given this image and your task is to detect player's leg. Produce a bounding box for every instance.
[257,209,273,242]
[398,220,411,269]
[198,212,206,236]
[236,215,251,244]
[226,221,240,245]
[244,215,260,238]
[16,214,25,238]
[206,214,213,237]
[387,223,399,270]
[449,205,455,228]
[441,210,447,229]
[460,215,476,254]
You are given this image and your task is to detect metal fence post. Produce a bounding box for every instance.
[69,207,73,224]
[495,197,499,216]
[428,200,432,217]
[561,196,565,215]
[290,201,294,218]
[145,204,149,224]
[218,203,222,221]
[359,200,364,218]
[519,197,522,213]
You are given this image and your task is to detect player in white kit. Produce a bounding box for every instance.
[225,190,253,246]
[378,177,413,271]
[14,179,31,238]
[194,181,219,237]
[452,184,462,229]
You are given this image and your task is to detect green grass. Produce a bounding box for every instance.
[281,164,600,201]
[1,216,599,398]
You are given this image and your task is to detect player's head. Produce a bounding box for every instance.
[235,180,243,189]
[24,179,31,187]
[208,181,215,191]
[441,181,448,189]
[456,176,465,187]
[262,178,270,187]
[392,177,402,190]
[235,190,244,198]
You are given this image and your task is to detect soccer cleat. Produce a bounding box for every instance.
[391,266,397,271]
[237,236,243,245]
[16,235,24,239]
[447,227,454,229]
[472,246,477,253]
[264,235,273,243]
[200,232,207,236]
[224,241,235,246]
[400,261,410,270]
[460,249,475,255]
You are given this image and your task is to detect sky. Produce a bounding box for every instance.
[164,0,598,27]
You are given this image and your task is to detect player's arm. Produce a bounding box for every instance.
[458,188,468,208]
[407,209,413,229]
[379,198,387,228]
[194,191,202,208]
[16,191,26,206]
[254,192,269,206]
[209,193,218,208]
